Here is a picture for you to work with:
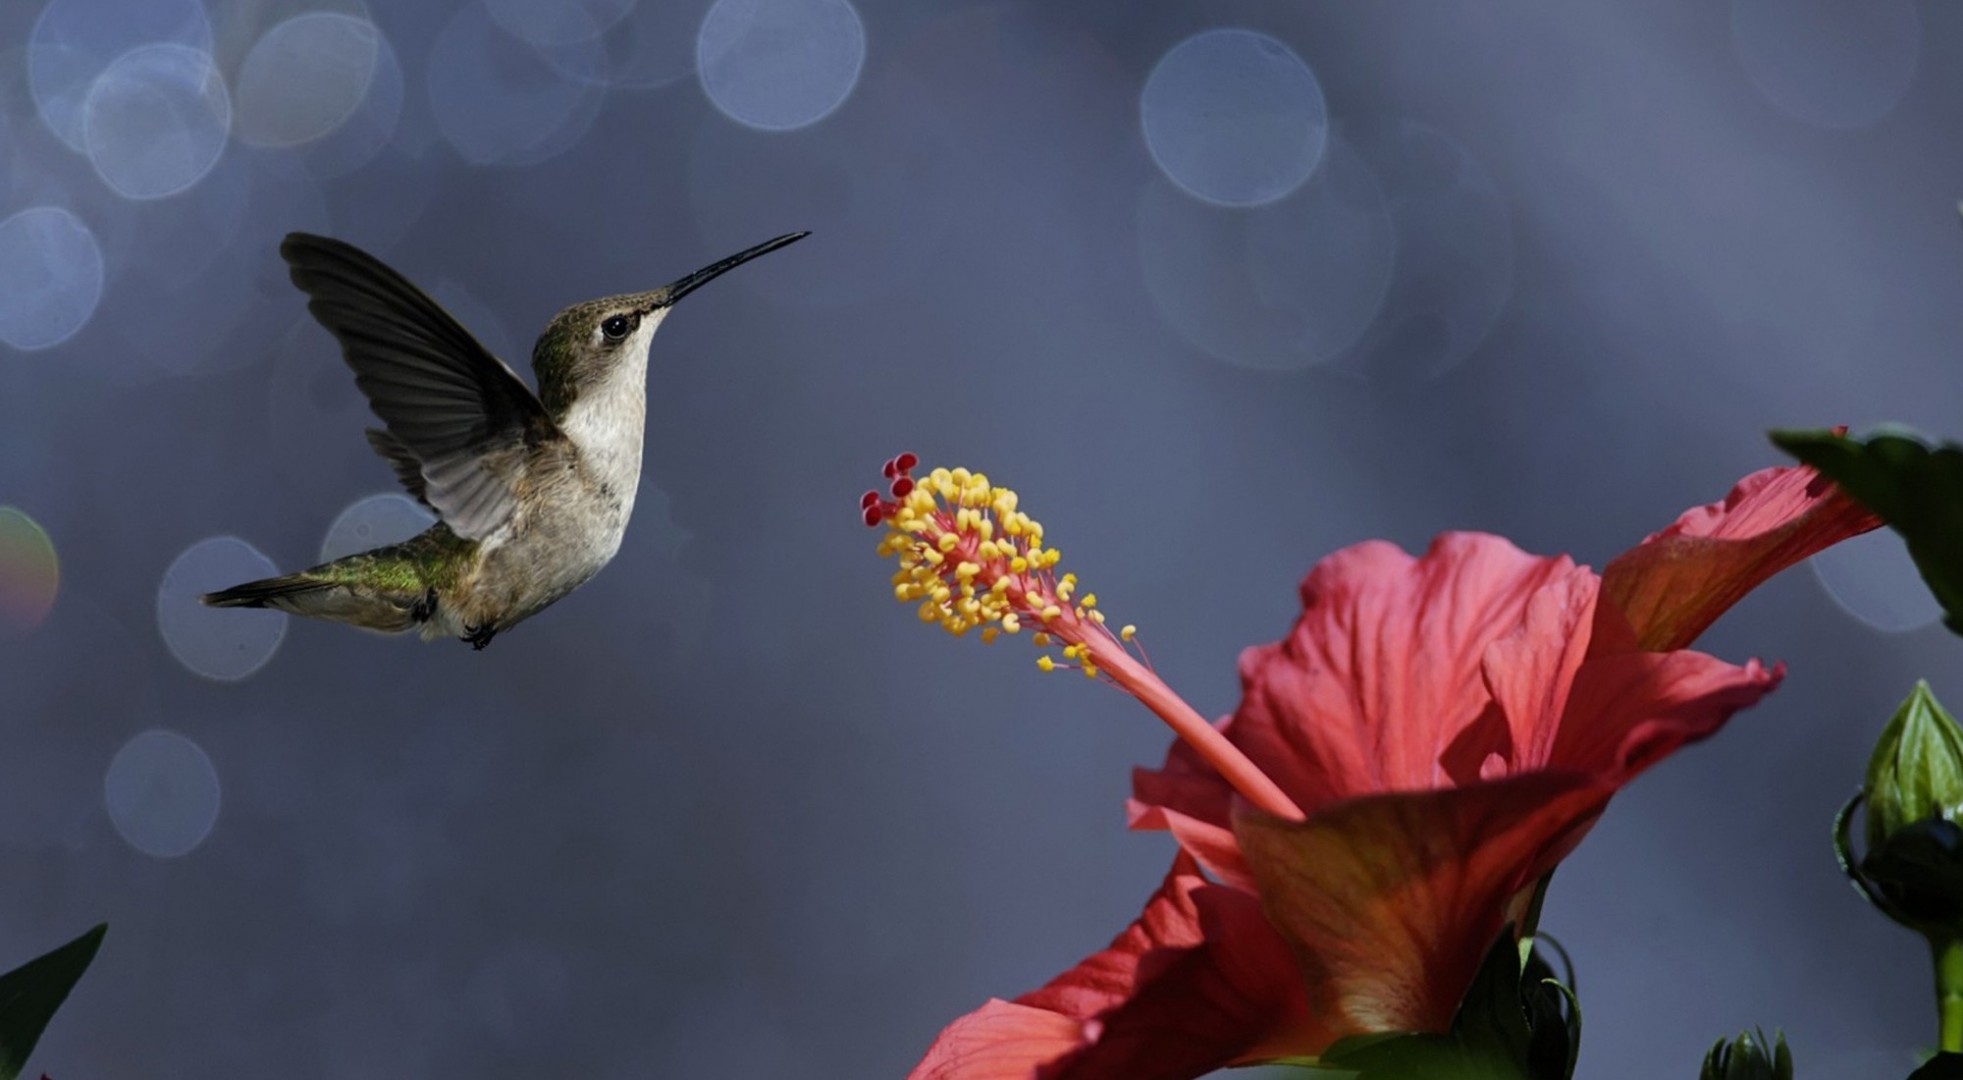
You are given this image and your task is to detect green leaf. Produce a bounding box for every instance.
[0,923,106,1080]
[1769,426,1963,635]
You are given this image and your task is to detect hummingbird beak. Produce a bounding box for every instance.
[647,231,810,312]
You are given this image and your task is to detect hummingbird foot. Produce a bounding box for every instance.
[412,588,438,624]
[463,622,499,651]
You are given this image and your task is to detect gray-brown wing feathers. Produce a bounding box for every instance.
[282,232,558,540]
[364,429,429,506]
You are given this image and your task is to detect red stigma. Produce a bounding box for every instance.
[865,453,921,527]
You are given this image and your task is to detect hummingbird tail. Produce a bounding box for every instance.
[201,574,328,609]
[201,569,434,635]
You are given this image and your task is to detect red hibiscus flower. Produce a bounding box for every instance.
[862,456,1876,1079]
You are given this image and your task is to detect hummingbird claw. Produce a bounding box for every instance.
[463,622,498,651]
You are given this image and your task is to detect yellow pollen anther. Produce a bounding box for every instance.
[873,459,1139,671]
[1031,632,1051,646]
[1036,656,1056,672]
[1121,625,1137,641]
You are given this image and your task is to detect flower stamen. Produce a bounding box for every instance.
[863,455,1304,822]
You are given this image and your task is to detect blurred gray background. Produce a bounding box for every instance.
[0,0,1956,1076]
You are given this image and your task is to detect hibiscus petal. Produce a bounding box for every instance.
[1141,534,1584,819]
[1602,462,1880,651]
[1233,773,1612,1039]
[1016,852,1211,1023]
[1478,568,1603,770]
[1552,651,1783,781]
[911,1000,1088,1080]
[1130,747,1235,844]
[1126,800,1258,892]
[1044,885,1322,1079]
[910,854,1324,1080]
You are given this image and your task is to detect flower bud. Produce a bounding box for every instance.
[1699,1030,1790,1080]
[1866,681,1963,854]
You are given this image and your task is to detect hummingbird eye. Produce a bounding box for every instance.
[600,314,634,341]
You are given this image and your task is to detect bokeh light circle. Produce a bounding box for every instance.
[321,493,436,563]
[104,729,221,858]
[28,0,214,152]
[1138,133,1395,372]
[234,12,382,148]
[1325,120,1514,383]
[0,597,161,852]
[1730,0,1919,130]
[696,0,867,131]
[156,536,287,681]
[293,22,405,178]
[0,508,60,636]
[427,2,604,166]
[0,207,104,351]
[536,0,713,89]
[1140,28,1327,208]
[1811,527,1941,634]
[485,0,637,48]
[82,43,232,200]
[685,66,960,309]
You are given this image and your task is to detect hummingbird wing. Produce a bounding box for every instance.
[364,428,430,507]
[281,233,560,541]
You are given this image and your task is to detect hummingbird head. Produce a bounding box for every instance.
[532,231,809,413]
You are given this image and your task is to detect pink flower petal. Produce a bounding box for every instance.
[1602,462,1880,651]
[1233,773,1612,1038]
[909,854,1323,1080]
[1552,651,1783,781]
[911,1000,1087,1080]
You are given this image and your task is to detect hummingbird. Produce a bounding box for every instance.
[202,229,808,650]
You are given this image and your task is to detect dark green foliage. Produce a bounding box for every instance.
[1771,427,1963,635]
[0,923,104,1080]
[1700,1029,1792,1080]
[1908,1051,1963,1079]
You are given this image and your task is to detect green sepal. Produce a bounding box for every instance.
[1307,931,1579,1080]
[1907,1051,1963,1079]
[1769,426,1963,635]
[1699,1029,1792,1080]
[0,923,106,1080]
[1866,682,1963,853]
